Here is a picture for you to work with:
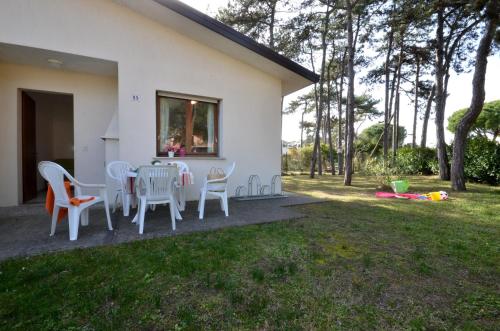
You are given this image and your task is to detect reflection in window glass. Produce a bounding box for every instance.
[157,95,218,156]
[191,102,216,153]
[159,97,186,153]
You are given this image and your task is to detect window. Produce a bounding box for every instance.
[157,93,219,156]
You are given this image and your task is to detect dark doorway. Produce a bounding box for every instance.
[21,90,74,203]
[22,92,37,202]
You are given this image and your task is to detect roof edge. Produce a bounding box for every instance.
[153,0,320,84]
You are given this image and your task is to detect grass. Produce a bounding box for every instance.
[1,175,499,330]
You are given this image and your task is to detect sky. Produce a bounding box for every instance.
[180,0,500,147]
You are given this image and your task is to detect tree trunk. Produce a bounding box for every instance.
[327,59,335,175]
[388,65,397,118]
[412,55,420,148]
[337,50,346,175]
[269,3,276,49]
[420,84,435,148]
[300,109,305,148]
[310,1,331,178]
[451,1,498,191]
[308,42,320,176]
[392,40,404,160]
[442,19,481,121]
[393,92,400,157]
[383,29,394,160]
[344,0,355,186]
[434,7,450,180]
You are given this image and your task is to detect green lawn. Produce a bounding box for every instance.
[1,176,499,330]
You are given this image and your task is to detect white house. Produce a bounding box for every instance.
[0,0,318,207]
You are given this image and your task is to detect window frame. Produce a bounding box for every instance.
[156,93,220,157]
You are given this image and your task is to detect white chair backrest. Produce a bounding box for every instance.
[206,162,236,191]
[107,161,134,188]
[167,161,189,173]
[136,165,177,200]
[224,162,236,180]
[38,161,73,204]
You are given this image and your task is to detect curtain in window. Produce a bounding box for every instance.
[207,104,215,153]
[160,98,170,151]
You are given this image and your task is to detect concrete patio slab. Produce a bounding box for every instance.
[0,193,324,261]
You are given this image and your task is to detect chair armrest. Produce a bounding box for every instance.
[72,179,106,189]
[79,183,106,189]
[205,178,228,184]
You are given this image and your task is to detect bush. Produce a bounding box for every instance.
[395,147,438,175]
[282,144,336,173]
[361,158,405,190]
[463,137,500,185]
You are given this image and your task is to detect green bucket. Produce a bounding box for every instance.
[391,180,409,193]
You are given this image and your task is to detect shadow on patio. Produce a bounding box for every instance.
[0,193,324,261]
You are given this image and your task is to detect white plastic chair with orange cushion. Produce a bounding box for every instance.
[38,161,113,241]
[198,162,235,220]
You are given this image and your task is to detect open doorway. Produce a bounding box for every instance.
[21,90,74,203]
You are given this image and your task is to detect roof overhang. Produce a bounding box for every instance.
[113,0,318,96]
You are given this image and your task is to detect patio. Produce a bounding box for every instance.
[0,193,322,261]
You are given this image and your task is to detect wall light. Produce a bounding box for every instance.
[47,58,63,68]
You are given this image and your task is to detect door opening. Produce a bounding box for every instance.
[21,90,74,204]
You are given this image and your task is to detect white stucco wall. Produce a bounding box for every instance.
[0,0,283,205]
[0,63,117,206]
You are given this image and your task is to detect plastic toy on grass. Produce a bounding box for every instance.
[390,180,409,193]
[423,191,448,201]
[376,191,449,201]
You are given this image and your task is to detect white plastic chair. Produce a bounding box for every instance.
[198,162,236,220]
[135,165,181,234]
[167,161,190,211]
[106,161,135,216]
[167,161,189,173]
[38,161,113,241]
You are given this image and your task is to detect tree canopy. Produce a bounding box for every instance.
[447,100,500,140]
[355,123,407,156]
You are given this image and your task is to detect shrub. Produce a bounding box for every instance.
[361,158,404,190]
[395,147,438,175]
[463,137,500,185]
[282,144,336,173]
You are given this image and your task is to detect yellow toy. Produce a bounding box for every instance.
[423,191,449,201]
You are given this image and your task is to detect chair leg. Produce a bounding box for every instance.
[103,194,113,231]
[131,198,139,224]
[219,196,224,211]
[50,205,59,236]
[139,198,147,234]
[122,192,130,217]
[175,204,182,220]
[112,193,119,213]
[197,192,201,211]
[180,187,186,212]
[169,202,176,231]
[81,209,89,226]
[199,190,206,220]
[68,207,80,241]
[223,192,229,217]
